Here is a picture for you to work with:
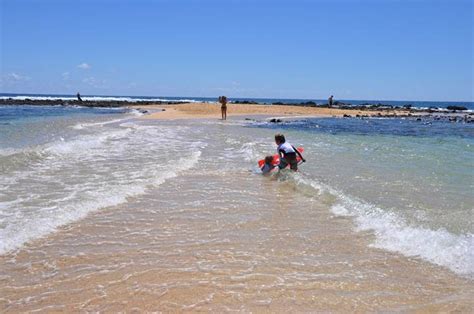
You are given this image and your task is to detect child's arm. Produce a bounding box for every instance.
[292,145,306,162]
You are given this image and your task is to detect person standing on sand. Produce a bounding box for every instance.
[218,96,228,120]
[77,92,83,102]
[328,95,334,107]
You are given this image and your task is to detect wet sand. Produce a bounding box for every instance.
[1,172,473,312]
[1,118,473,312]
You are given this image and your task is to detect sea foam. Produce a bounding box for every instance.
[0,120,202,254]
[336,195,473,276]
[294,175,474,277]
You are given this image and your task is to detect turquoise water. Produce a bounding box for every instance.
[252,118,473,235]
[0,105,128,150]
[250,117,473,275]
[252,118,473,233]
[0,105,186,253]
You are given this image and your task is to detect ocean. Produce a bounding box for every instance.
[1,92,474,110]
[0,99,473,311]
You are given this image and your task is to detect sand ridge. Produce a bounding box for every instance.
[133,102,399,120]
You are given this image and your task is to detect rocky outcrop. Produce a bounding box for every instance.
[446,105,468,111]
[0,98,187,107]
[232,100,259,104]
[269,118,283,123]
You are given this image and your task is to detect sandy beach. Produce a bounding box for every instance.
[134,102,399,120]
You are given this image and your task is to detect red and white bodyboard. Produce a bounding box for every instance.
[258,147,304,168]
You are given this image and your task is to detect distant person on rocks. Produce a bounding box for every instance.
[328,95,334,107]
[218,95,228,120]
[77,92,83,102]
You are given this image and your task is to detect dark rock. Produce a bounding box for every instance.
[446,105,467,111]
[0,98,188,107]
[233,100,259,104]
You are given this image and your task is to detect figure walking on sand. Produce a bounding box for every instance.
[218,96,228,120]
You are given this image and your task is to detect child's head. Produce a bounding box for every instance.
[275,133,286,145]
[264,155,274,164]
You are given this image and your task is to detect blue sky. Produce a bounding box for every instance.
[1,0,472,101]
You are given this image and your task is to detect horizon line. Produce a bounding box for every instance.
[0,91,472,103]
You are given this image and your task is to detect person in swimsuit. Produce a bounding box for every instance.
[275,133,305,171]
[218,95,228,120]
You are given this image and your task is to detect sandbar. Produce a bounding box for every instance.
[133,102,402,120]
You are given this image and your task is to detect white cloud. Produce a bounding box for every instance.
[62,72,70,80]
[82,77,95,84]
[77,63,91,69]
[6,72,31,81]
[82,76,107,88]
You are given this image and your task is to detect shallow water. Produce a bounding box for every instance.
[0,106,201,253]
[251,117,474,276]
[0,109,473,311]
